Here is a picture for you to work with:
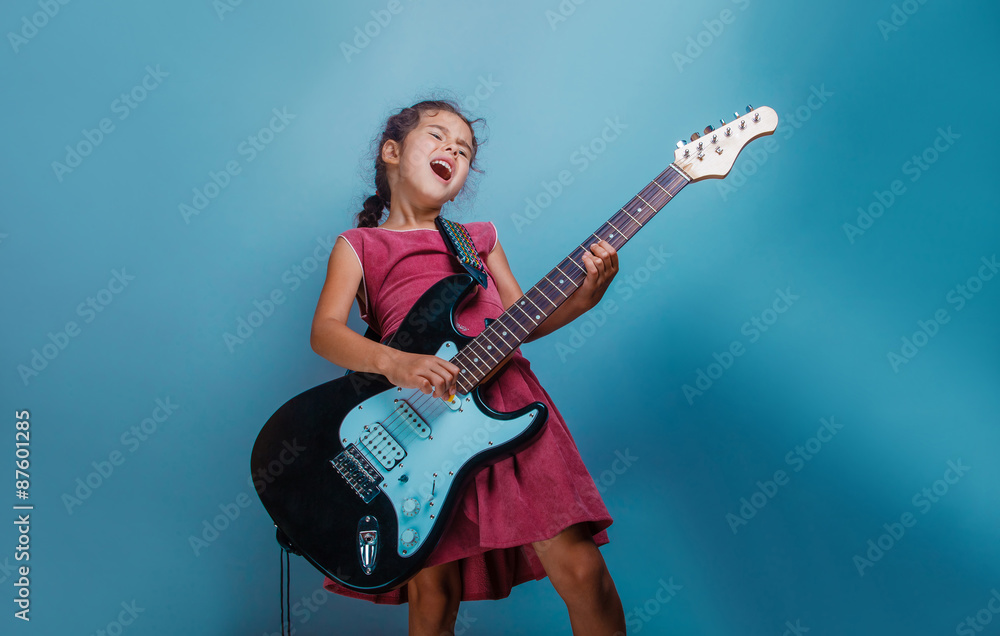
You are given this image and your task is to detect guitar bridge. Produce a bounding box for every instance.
[331,445,382,503]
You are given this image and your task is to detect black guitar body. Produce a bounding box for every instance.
[251,274,548,594]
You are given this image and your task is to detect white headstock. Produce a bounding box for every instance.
[673,106,778,181]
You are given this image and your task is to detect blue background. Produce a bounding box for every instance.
[3,0,998,634]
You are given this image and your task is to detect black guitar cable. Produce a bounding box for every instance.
[280,546,291,635]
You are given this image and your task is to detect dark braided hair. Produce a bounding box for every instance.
[355,100,485,228]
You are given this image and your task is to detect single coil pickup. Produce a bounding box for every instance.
[331,445,381,503]
[395,400,433,437]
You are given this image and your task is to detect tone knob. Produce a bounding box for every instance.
[400,528,419,547]
[401,498,420,517]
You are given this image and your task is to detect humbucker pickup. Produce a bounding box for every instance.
[360,422,406,470]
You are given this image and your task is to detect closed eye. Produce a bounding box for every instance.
[430,131,469,159]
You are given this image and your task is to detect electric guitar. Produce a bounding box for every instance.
[251,106,779,594]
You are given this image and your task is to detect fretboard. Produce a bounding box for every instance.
[453,162,690,393]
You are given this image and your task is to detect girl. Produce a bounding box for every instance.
[311,99,626,636]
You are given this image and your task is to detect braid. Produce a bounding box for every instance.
[355,123,394,228]
[358,193,385,229]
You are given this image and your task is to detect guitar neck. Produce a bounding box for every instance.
[453,162,691,393]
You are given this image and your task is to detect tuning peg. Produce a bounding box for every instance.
[734,111,741,120]
[690,132,700,141]
[703,125,714,135]
[745,104,754,113]
[676,140,686,148]
[719,118,727,127]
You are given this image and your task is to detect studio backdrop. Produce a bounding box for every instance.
[2,0,998,634]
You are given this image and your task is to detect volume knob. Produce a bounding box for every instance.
[401,498,420,517]
[400,528,419,547]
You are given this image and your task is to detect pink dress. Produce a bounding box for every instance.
[324,220,613,604]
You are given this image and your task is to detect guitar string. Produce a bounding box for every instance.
[356,165,688,474]
[446,168,688,387]
[354,388,450,471]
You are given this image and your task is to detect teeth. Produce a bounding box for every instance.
[430,160,452,179]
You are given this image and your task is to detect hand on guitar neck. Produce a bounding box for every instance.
[525,238,619,343]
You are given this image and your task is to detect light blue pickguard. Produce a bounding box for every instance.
[338,341,541,557]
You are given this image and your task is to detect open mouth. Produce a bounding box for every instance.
[430,159,453,182]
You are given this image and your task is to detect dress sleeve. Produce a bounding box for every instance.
[337,231,369,321]
[487,221,499,254]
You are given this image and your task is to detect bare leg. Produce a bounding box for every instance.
[407,560,462,636]
[533,523,626,636]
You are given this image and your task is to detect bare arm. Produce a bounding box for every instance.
[485,237,619,343]
[311,236,460,398]
[310,236,398,375]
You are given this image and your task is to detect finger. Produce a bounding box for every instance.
[588,245,604,268]
[435,362,459,395]
[433,359,459,382]
[590,249,606,274]
[429,365,458,397]
[422,370,448,396]
[600,240,619,268]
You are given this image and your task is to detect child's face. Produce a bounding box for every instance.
[385,110,474,209]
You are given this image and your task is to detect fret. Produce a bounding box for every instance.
[542,274,570,298]
[458,350,487,375]
[640,182,670,208]
[475,330,500,354]
[502,317,530,339]
[620,206,642,228]
[653,171,681,192]
[606,218,626,238]
[509,301,540,327]
[596,223,626,249]
[459,347,489,371]
[521,287,542,311]
[479,314,517,345]
[567,245,587,278]
[452,161,689,388]
[563,255,586,274]
[471,339,500,365]
[651,179,673,198]
[635,192,655,210]
[646,190,666,210]
[496,312,528,338]
[553,265,573,281]
[612,210,642,236]
[533,282,558,307]
[532,283,558,308]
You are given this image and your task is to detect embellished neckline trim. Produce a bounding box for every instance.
[373,227,438,232]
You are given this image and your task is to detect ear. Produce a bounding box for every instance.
[381,139,401,165]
